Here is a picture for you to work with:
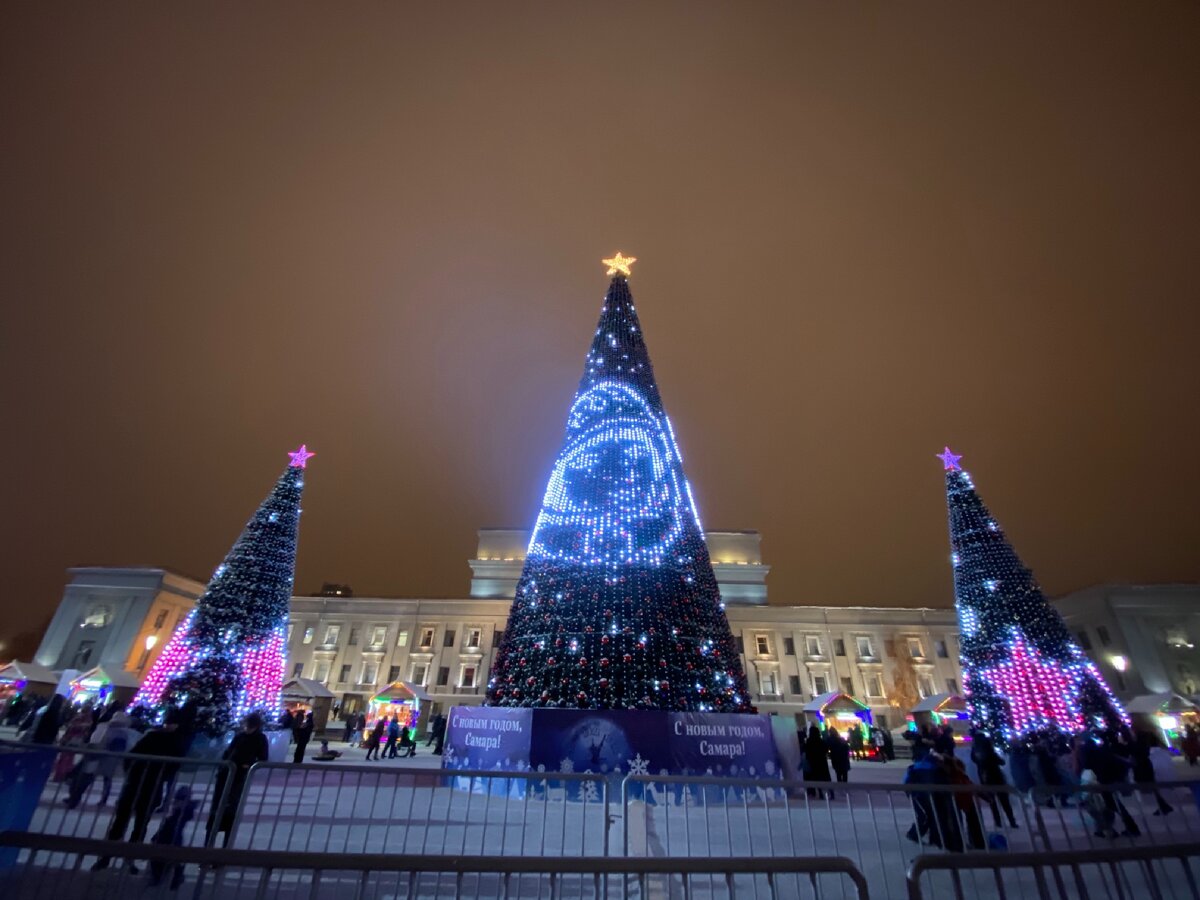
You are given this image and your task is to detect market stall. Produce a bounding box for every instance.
[1126,692,1200,750]
[803,691,874,742]
[0,661,59,702]
[366,681,431,736]
[67,666,141,707]
[911,693,972,735]
[281,677,336,732]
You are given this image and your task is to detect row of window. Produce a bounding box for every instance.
[288,623,492,653]
[757,671,958,700]
[743,634,951,660]
[291,659,482,690]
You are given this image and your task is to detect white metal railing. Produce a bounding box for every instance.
[228,761,611,857]
[0,738,236,853]
[0,830,871,899]
[906,842,1200,900]
[620,773,1200,900]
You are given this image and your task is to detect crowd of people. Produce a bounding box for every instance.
[2,692,274,887]
[798,723,896,796]
[898,721,1187,852]
[337,710,446,759]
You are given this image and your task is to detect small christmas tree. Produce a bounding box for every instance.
[938,447,1125,746]
[485,255,753,712]
[133,445,313,734]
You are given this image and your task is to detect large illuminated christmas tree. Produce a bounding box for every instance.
[132,445,314,734]
[486,255,753,712]
[938,447,1125,746]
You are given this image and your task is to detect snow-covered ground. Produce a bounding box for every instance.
[6,735,1200,899]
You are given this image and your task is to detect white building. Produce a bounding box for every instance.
[32,529,1195,730]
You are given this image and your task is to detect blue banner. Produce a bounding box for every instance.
[444,707,782,781]
[667,712,779,778]
[444,706,532,772]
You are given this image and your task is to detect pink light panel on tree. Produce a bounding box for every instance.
[976,631,1086,738]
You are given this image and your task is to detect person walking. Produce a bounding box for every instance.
[904,752,962,851]
[828,730,852,785]
[292,711,314,764]
[1131,728,1174,816]
[425,714,443,747]
[384,717,401,759]
[1184,725,1200,767]
[1080,735,1141,838]
[365,717,386,761]
[342,713,355,745]
[206,713,270,848]
[65,710,135,808]
[945,756,987,851]
[970,730,1019,829]
[28,694,67,746]
[91,707,189,872]
[804,725,832,798]
[149,784,198,889]
[847,726,864,761]
[53,709,93,782]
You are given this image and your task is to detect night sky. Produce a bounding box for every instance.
[3,4,1198,648]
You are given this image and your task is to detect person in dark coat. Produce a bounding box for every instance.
[384,717,401,759]
[1081,735,1141,837]
[292,711,314,764]
[29,694,67,745]
[847,727,864,761]
[828,730,852,784]
[1130,728,1174,815]
[91,707,188,872]
[970,730,1019,828]
[365,717,386,761]
[904,753,963,851]
[149,784,197,889]
[933,724,956,757]
[342,713,356,744]
[944,756,987,850]
[804,725,832,797]
[206,712,269,848]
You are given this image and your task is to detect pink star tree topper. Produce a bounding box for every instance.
[937,447,962,471]
[288,444,315,468]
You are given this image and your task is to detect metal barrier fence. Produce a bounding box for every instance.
[0,830,871,899]
[0,739,235,857]
[907,842,1200,900]
[228,762,612,857]
[621,774,1200,900]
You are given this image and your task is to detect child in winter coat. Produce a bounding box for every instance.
[149,784,197,889]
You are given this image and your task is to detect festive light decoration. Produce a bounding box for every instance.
[602,252,637,277]
[941,449,1125,747]
[288,444,315,468]
[131,446,311,734]
[485,263,752,712]
[937,446,962,471]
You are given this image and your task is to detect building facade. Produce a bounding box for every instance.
[32,531,1196,729]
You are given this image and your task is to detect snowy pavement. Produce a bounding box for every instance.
[7,736,1200,899]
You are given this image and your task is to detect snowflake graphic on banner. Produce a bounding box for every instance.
[627,753,650,776]
[559,757,575,774]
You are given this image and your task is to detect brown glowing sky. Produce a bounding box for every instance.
[3,4,1199,644]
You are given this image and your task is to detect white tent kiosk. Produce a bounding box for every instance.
[0,661,59,700]
[281,677,336,732]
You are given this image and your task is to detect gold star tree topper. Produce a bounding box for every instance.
[602,252,637,277]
